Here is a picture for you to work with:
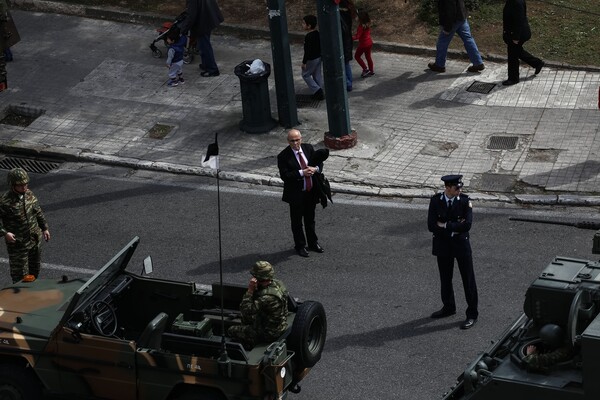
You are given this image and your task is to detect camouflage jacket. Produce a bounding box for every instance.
[240,279,289,340]
[522,346,573,372]
[0,189,49,248]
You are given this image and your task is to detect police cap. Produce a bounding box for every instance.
[441,174,463,188]
[250,261,275,280]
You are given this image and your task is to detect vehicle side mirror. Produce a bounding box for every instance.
[143,256,153,275]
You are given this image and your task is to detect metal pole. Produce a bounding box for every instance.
[316,0,356,149]
[267,0,299,128]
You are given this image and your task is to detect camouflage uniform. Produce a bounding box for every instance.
[523,346,573,372]
[228,261,289,348]
[0,0,8,90]
[0,169,49,282]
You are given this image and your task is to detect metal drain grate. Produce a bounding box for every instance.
[295,94,321,109]
[488,135,519,150]
[467,81,496,94]
[0,156,61,173]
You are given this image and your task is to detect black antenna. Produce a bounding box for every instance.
[204,133,231,377]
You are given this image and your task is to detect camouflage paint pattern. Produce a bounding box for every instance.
[522,346,573,372]
[0,189,49,282]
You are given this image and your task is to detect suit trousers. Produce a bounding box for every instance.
[436,253,478,319]
[289,191,318,250]
[506,40,542,81]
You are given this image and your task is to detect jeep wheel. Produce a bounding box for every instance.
[0,365,43,400]
[288,300,327,369]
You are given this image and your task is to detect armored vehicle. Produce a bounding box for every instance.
[443,223,600,400]
[0,237,326,400]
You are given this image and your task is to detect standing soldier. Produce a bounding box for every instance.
[0,168,50,283]
[228,261,289,349]
[427,174,478,330]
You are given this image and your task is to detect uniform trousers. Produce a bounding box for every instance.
[8,242,41,283]
[436,252,478,319]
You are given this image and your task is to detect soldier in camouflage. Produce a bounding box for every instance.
[0,168,51,282]
[228,261,289,349]
[523,323,573,372]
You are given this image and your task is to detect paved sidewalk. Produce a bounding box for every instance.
[1,7,599,206]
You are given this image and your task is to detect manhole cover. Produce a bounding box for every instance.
[478,173,517,192]
[488,135,519,150]
[466,81,496,94]
[147,123,174,139]
[0,156,61,174]
[295,94,321,109]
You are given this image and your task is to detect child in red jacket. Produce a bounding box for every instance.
[353,11,374,78]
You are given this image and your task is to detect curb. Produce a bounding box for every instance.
[3,143,600,207]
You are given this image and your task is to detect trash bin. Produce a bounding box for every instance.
[234,60,278,134]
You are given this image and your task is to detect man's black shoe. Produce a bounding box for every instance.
[502,79,519,86]
[430,308,456,319]
[296,247,309,257]
[308,243,324,253]
[535,61,545,75]
[311,88,324,101]
[460,318,477,330]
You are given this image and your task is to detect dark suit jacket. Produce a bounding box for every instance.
[503,0,531,42]
[277,144,322,204]
[181,0,223,37]
[427,193,472,257]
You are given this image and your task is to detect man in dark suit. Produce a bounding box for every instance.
[427,175,478,330]
[277,129,324,258]
[502,0,544,86]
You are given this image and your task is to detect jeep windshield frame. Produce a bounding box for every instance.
[59,237,140,326]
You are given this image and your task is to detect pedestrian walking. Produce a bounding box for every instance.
[165,28,186,87]
[353,10,374,78]
[277,129,324,258]
[502,0,544,86]
[427,174,478,330]
[428,0,485,73]
[339,0,357,92]
[301,15,324,101]
[0,168,50,283]
[227,261,289,349]
[180,0,224,77]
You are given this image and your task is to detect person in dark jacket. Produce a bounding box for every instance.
[277,129,324,258]
[339,0,357,91]
[428,0,484,73]
[502,0,544,86]
[180,0,224,77]
[165,28,187,87]
[427,174,478,330]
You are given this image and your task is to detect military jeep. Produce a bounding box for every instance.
[0,237,326,400]
[443,256,600,400]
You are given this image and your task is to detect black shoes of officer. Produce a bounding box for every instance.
[296,247,309,257]
[430,308,456,319]
[460,318,477,330]
[308,243,324,253]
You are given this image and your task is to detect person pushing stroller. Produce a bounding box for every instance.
[165,27,186,87]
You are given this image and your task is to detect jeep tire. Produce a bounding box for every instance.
[0,364,43,400]
[287,300,327,369]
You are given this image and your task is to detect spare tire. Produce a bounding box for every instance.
[287,300,327,369]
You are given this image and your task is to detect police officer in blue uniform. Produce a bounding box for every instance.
[427,175,478,330]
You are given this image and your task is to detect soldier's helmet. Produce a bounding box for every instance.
[7,168,30,187]
[539,323,565,348]
[251,261,275,281]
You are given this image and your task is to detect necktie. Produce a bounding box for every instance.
[298,151,312,192]
[448,199,452,209]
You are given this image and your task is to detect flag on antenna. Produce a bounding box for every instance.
[203,135,219,170]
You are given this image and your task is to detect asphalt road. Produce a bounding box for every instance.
[0,163,597,399]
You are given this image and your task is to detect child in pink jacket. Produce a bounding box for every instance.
[353,11,374,78]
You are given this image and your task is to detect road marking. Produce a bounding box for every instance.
[0,258,97,275]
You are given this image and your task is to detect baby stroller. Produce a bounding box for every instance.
[149,11,196,64]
